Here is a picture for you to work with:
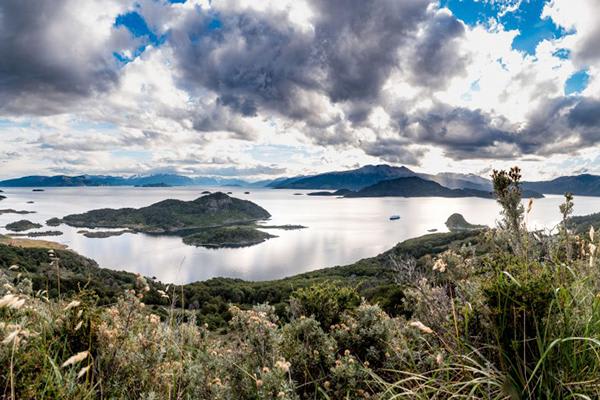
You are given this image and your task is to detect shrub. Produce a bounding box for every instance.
[279,316,336,393]
[289,282,360,329]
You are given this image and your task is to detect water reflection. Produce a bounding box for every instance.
[0,187,596,283]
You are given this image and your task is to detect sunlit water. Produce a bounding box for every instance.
[1,187,599,284]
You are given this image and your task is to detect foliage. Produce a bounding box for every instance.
[182,226,276,248]
[289,282,361,328]
[60,192,271,232]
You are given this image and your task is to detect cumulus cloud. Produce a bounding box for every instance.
[0,0,136,115]
[1,0,600,179]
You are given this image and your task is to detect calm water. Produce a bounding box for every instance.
[1,187,599,284]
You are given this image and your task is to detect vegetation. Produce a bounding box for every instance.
[445,213,486,232]
[46,217,62,226]
[0,209,35,215]
[5,166,600,398]
[59,192,271,232]
[257,225,306,230]
[183,226,276,248]
[0,235,67,250]
[53,192,284,248]
[8,231,63,238]
[307,189,353,196]
[77,230,136,238]
[5,220,43,232]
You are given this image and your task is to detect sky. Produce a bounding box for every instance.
[1,0,600,181]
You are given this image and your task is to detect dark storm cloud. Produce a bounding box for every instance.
[0,0,131,115]
[573,25,600,65]
[407,104,518,159]
[361,139,425,165]
[390,96,600,161]
[568,98,600,129]
[309,0,432,103]
[405,10,469,90]
[169,0,464,127]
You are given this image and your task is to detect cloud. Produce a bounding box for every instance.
[168,0,445,127]
[0,0,137,115]
[404,9,469,91]
[360,139,426,165]
[1,0,600,180]
[542,0,600,65]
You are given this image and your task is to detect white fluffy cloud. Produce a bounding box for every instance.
[1,0,600,180]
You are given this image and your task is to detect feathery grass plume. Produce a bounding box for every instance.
[409,320,433,334]
[77,365,91,379]
[64,300,81,310]
[2,329,20,345]
[62,351,90,367]
[527,198,534,214]
[0,294,25,309]
[591,226,595,242]
[8,264,19,270]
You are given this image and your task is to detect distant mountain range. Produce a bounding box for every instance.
[4,166,600,198]
[271,164,496,192]
[0,174,255,188]
[270,164,546,197]
[522,174,600,196]
[269,165,416,190]
[344,176,495,198]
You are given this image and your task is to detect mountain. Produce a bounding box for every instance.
[0,175,123,187]
[423,172,492,191]
[272,165,416,190]
[0,174,254,187]
[522,174,600,196]
[344,176,496,198]
[265,175,312,188]
[270,165,495,191]
[59,192,271,233]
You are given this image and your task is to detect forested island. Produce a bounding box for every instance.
[5,219,42,232]
[445,213,487,232]
[48,192,298,248]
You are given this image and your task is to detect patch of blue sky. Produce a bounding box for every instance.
[441,0,569,55]
[0,119,31,128]
[565,69,590,95]
[553,48,571,60]
[113,11,167,64]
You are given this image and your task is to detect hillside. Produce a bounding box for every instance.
[59,192,270,233]
[523,174,600,196]
[424,172,492,191]
[272,164,416,190]
[344,176,495,198]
